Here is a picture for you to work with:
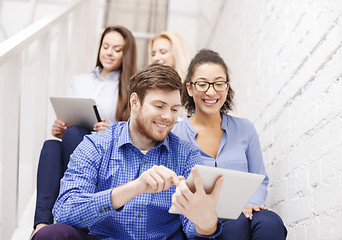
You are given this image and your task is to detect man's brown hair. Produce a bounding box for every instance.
[129,64,182,107]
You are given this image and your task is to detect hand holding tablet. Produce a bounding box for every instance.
[50,97,101,130]
[169,165,265,219]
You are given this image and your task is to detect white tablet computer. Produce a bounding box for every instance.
[169,165,265,219]
[50,97,101,130]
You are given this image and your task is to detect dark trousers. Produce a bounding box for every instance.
[190,210,287,240]
[33,126,90,228]
[31,223,100,240]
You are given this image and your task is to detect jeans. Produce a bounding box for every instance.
[33,126,90,228]
[31,223,100,240]
[189,210,287,240]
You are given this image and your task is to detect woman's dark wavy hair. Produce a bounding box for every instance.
[96,25,137,121]
[183,49,234,115]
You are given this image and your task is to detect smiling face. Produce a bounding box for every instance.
[151,37,175,69]
[99,31,125,77]
[187,63,229,116]
[130,88,181,149]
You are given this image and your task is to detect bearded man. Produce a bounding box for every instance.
[33,64,223,240]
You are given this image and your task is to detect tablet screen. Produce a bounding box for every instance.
[169,165,265,219]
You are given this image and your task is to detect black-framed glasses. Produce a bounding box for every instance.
[190,81,229,92]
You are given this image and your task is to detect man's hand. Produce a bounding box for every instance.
[242,205,270,220]
[51,119,67,139]
[172,167,224,236]
[135,165,184,194]
[111,165,184,210]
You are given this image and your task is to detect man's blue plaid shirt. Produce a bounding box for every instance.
[53,121,222,239]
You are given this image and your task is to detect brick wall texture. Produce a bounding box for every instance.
[205,1,342,239]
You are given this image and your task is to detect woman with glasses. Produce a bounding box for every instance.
[172,49,287,239]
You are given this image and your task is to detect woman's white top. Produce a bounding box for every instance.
[67,67,120,124]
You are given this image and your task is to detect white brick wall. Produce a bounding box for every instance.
[169,0,342,239]
[209,1,342,239]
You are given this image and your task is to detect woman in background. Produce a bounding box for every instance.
[149,31,190,82]
[32,25,137,237]
[172,49,287,240]
[150,31,190,120]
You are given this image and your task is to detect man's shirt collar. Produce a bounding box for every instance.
[117,120,170,152]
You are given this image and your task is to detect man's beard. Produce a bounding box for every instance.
[135,110,172,143]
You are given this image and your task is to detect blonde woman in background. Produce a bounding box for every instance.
[149,31,190,82]
[150,31,191,120]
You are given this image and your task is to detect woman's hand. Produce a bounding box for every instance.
[94,119,110,133]
[51,119,67,139]
[242,205,270,220]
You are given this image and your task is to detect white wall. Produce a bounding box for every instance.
[167,0,199,56]
[0,0,71,42]
[1,1,102,238]
[168,0,342,239]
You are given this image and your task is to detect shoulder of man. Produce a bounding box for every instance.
[166,132,201,177]
[85,121,126,148]
[167,131,200,153]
